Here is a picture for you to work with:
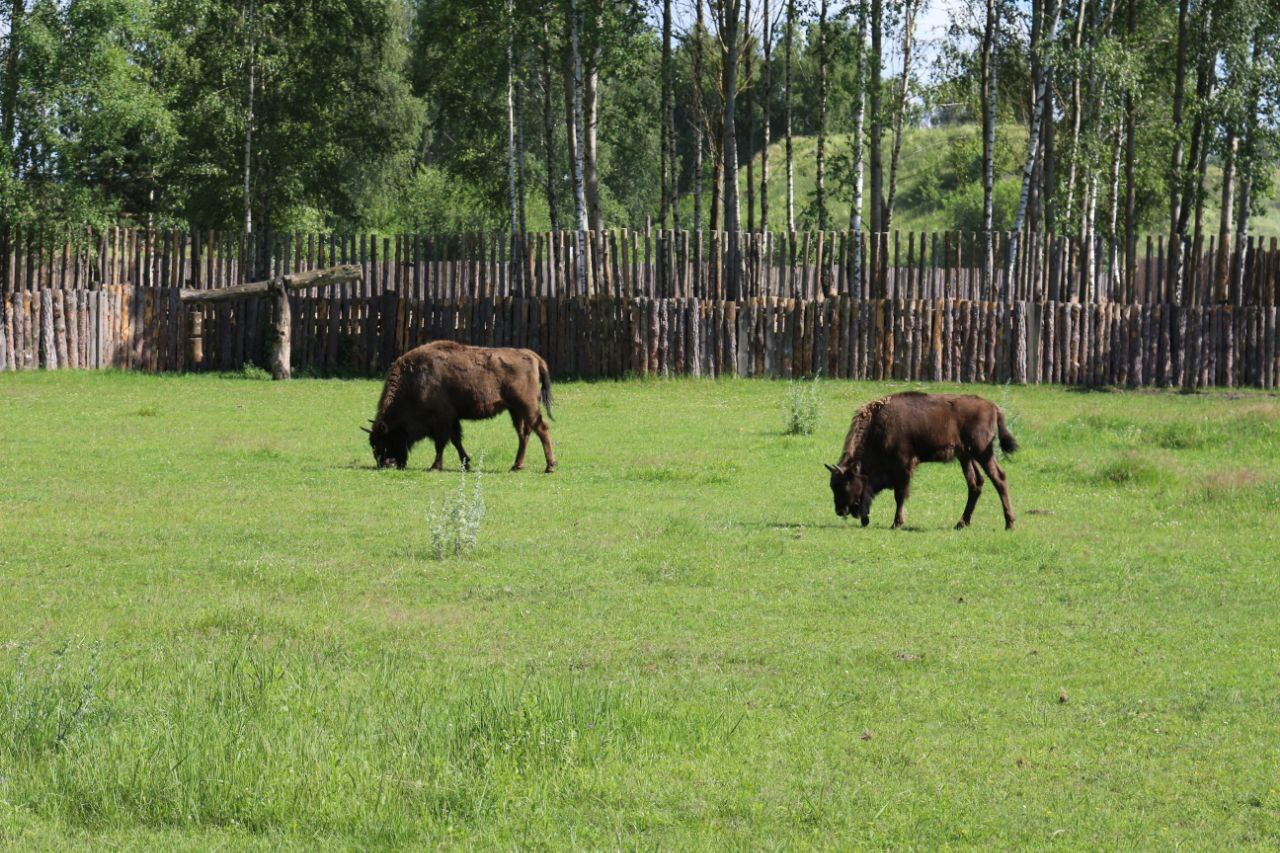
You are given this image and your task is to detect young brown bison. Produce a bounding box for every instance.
[825,392,1017,530]
[365,340,556,473]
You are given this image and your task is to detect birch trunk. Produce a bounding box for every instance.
[868,0,884,235]
[883,0,917,233]
[815,0,828,230]
[784,0,795,231]
[1165,0,1189,296]
[541,18,560,230]
[981,0,996,292]
[760,0,772,231]
[1006,0,1061,290]
[507,0,519,235]
[693,0,706,230]
[850,1,869,284]
[569,0,588,281]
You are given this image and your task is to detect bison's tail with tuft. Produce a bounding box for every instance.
[997,409,1019,455]
[538,356,555,421]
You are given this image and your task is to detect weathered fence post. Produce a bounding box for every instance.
[269,279,291,380]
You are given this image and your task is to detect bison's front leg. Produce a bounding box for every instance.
[450,422,471,471]
[892,483,909,529]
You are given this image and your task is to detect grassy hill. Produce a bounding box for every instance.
[719,124,1280,238]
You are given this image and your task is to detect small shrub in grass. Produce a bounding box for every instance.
[235,363,272,381]
[1095,451,1160,486]
[426,463,485,559]
[0,642,103,759]
[783,375,821,436]
[1153,421,1211,450]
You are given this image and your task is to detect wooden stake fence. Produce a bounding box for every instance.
[4,285,1278,389]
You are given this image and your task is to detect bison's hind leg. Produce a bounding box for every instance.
[978,449,1015,530]
[429,435,447,472]
[956,458,984,529]
[533,414,556,473]
[509,410,532,472]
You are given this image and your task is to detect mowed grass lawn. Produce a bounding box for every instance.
[2,372,1280,849]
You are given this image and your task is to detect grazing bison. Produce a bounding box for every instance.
[825,392,1017,530]
[364,340,556,473]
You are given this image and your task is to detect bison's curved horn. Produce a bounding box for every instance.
[824,463,840,474]
[360,426,372,434]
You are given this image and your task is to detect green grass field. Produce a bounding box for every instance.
[2,372,1280,848]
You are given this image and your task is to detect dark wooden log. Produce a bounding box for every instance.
[178,264,362,304]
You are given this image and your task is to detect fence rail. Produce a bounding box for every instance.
[3,227,1279,306]
[3,285,1277,390]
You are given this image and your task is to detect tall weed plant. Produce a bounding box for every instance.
[426,462,485,559]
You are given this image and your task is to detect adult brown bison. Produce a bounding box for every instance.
[825,392,1017,530]
[364,340,556,473]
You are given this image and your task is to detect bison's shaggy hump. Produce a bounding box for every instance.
[367,341,556,473]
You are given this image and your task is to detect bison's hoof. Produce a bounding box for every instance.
[1005,520,1016,530]
[544,465,556,474]
[955,520,969,530]
[510,464,525,472]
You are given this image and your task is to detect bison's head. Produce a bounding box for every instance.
[826,462,872,526]
[365,420,409,470]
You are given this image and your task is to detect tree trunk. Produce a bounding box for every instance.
[760,0,772,231]
[1026,0,1043,233]
[745,0,756,232]
[1,0,24,282]
[1006,0,1060,287]
[1166,0,1189,297]
[850,0,869,283]
[1063,0,1087,231]
[1232,38,1263,302]
[584,20,602,231]
[693,0,706,230]
[2,0,22,168]
[661,0,673,226]
[1216,128,1237,302]
[883,0,917,233]
[1107,122,1123,286]
[1181,7,1214,250]
[815,0,828,230]
[784,0,795,231]
[562,33,580,229]
[507,0,519,235]
[868,0,883,235]
[541,18,560,231]
[243,0,256,240]
[981,0,996,292]
[568,0,588,279]
[1122,0,1136,300]
[721,0,742,237]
